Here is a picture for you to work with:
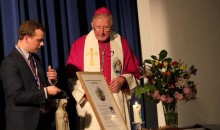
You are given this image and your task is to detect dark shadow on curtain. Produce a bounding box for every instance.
[0,81,5,130]
[0,2,6,129]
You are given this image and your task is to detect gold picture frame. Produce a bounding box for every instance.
[76,72,128,130]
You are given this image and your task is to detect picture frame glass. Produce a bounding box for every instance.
[76,72,128,130]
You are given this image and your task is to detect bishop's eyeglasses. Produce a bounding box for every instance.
[94,26,111,32]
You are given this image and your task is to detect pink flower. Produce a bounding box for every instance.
[183,87,192,94]
[160,95,167,102]
[166,96,174,103]
[174,91,184,100]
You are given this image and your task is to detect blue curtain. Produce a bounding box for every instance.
[0,0,142,130]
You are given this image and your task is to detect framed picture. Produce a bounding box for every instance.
[76,72,128,130]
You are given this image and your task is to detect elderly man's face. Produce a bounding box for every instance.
[92,15,112,42]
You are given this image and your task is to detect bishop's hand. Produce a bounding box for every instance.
[108,76,126,93]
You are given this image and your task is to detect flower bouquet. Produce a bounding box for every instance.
[136,50,197,126]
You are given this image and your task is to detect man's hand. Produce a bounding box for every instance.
[47,65,58,84]
[108,76,126,93]
[46,86,61,95]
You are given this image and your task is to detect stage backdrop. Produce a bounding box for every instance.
[0,0,144,130]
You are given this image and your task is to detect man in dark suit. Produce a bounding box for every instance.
[0,20,61,130]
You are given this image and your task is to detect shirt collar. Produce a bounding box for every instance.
[15,45,30,59]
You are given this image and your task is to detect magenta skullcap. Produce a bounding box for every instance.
[94,7,112,15]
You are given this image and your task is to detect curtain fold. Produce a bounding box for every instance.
[0,0,142,130]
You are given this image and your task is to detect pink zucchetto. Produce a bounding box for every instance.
[94,7,112,15]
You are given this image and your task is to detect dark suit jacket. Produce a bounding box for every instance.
[0,48,54,130]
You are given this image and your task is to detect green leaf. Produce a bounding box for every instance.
[151,55,158,60]
[144,59,152,64]
[135,88,143,99]
[163,58,172,64]
[150,60,156,65]
[159,50,168,61]
[150,85,157,92]
[135,86,149,99]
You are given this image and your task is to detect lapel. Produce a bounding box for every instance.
[32,54,47,86]
[11,48,47,87]
[11,48,32,74]
[10,48,39,89]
